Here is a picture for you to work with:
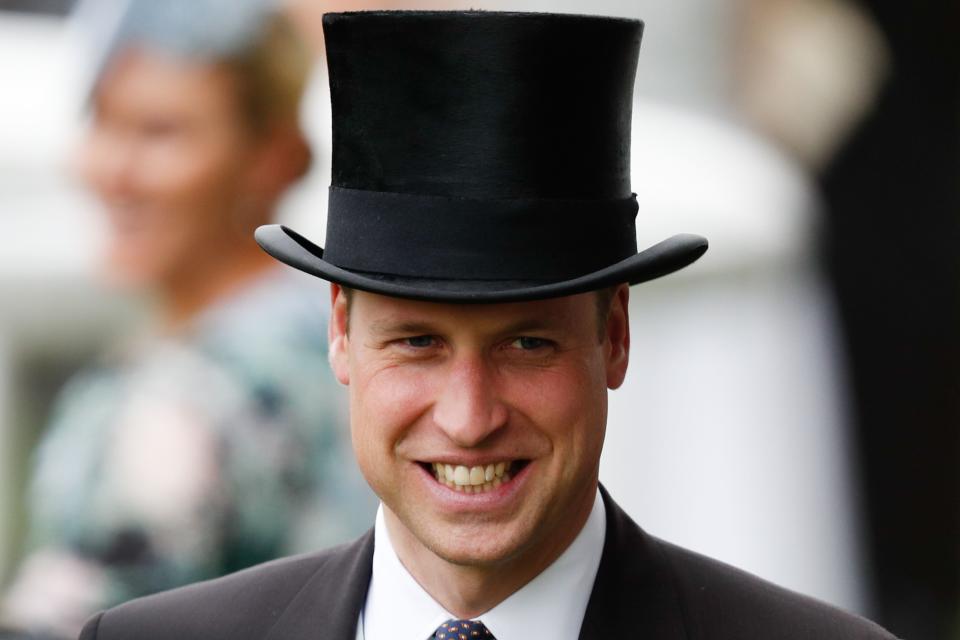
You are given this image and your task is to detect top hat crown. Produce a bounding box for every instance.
[256,10,707,302]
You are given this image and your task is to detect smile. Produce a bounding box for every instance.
[425,461,524,494]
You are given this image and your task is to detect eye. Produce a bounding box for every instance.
[404,335,436,348]
[510,336,550,350]
[138,116,186,141]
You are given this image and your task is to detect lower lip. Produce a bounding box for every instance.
[418,463,531,508]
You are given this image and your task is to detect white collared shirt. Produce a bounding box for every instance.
[357,489,606,640]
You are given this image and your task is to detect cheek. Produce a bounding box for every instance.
[349,365,435,470]
[507,363,607,457]
[138,138,245,215]
[104,138,248,283]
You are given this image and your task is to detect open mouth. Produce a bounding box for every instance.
[419,460,529,494]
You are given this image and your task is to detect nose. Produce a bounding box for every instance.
[432,354,508,447]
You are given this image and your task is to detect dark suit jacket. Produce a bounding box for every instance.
[79,487,896,639]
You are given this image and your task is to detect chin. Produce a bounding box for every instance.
[102,247,173,290]
[421,523,532,569]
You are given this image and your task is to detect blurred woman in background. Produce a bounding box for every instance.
[0,1,373,636]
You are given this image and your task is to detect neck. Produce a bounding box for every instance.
[383,485,597,618]
[159,241,276,331]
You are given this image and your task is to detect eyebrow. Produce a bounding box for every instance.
[367,319,440,337]
[367,315,563,338]
[496,318,563,335]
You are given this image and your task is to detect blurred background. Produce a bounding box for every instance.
[0,0,956,638]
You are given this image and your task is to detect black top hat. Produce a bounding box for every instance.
[256,10,707,302]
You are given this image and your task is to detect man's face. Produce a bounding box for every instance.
[329,286,630,575]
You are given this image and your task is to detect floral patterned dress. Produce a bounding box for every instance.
[2,269,376,637]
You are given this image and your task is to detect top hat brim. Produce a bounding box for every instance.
[255,224,708,303]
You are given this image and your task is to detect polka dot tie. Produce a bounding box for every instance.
[432,619,495,640]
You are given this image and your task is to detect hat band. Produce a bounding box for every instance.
[323,187,639,281]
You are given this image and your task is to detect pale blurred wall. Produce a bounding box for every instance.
[0,11,102,583]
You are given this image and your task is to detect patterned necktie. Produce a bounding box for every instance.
[432,619,495,640]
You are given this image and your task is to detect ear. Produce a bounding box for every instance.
[605,284,630,390]
[328,284,350,386]
[245,124,311,206]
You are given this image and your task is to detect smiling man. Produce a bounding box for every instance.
[79,10,896,640]
[334,289,625,625]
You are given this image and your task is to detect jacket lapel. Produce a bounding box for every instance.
[265,529,375,640]
[578,486,688,639]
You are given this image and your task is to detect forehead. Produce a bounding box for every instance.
[349,290,597,336]
[93,48,237,116]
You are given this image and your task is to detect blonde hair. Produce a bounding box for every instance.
[228,12,311,136]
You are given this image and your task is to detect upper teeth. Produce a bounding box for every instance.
[432,461,512,490]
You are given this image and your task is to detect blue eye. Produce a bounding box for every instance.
[405,335,435,348]
[512,336,548,350]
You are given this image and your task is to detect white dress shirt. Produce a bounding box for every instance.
[357,489,606,640]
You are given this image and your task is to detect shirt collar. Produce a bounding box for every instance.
[360,489,606,640]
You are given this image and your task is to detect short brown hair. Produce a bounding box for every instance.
[593,285,618,341]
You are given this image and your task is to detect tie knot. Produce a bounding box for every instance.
[433,619,495,640]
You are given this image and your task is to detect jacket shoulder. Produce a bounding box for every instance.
[79,533,372,640]
[652,537,897,639]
